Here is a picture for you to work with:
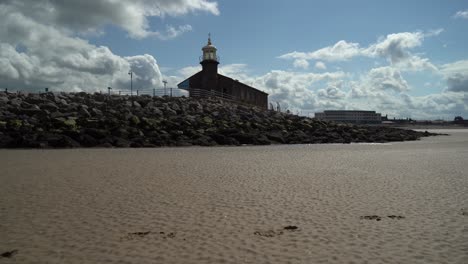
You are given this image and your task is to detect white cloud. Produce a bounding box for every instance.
[279,30,441,72]
[154,25,193,40]
[346,65,466,119]
[364,32,424,63]
[440,60,468,92]
[454,10,468,19]
[366,67,409,92]
[318,81,346,99]
[219,64,250,78]
[363,31,439,71]
[279,40,363,62]
[178,66,202,79]
[293,59,309,69]
[250,70,348,111]
[0,0,219,92]
[2,0,218,39]
[399,92,467,119]
[315,61,327,70]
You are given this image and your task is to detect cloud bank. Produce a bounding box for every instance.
[279,30,441,72]
[0,0,219,92]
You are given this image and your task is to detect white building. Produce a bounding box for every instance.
[315,110,382,124]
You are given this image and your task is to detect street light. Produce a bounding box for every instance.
[163,80,167,96]
[128,71,133,96]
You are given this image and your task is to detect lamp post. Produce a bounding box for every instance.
[163,80,167,96]
[128,71,133,96]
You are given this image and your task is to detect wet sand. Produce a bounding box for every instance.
[1,129,467,263]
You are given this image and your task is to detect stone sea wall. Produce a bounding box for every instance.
[0,92,435,148]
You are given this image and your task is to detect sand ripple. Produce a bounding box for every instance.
[1,130,468,263]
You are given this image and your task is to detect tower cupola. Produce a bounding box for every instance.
[201,34,218,62]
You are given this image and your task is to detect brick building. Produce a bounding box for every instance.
[178,36,268,109]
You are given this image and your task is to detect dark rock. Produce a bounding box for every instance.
[113,137,131,148]
[12,134,44,148]
[78,134,98,147]
[176,140,193,147]
[17,108,43,116]
[79,108,91,118]
[195,135,217,146]
[90,108,102,117]
[219,127,241,136]
[40,134,80,148]
[0,134,13,148]
[255,134,272,145]
[112,127,130,138]
[266,130,285,143]
[96,142,113,148]
[132,101,141,108]
[39,102,59,111]
[231,132,258,145]
[82,128,108,139]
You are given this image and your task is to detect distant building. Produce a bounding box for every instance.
[315,110,382,124]
[178,35,268,109]
[454,116,468,125]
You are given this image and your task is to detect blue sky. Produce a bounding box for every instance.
[1,0,467,119]
[93,0,467,69]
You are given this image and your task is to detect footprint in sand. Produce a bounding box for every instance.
[160,231,176,239]
[387,215,405,219]
[283,225,299,230]
[121,231,177,241]
[122,231,151,241]
[360,215,405,221]
[360,215,382,221]
[254,230,283,237]
[254,226,299,237]
[1,250,18,258]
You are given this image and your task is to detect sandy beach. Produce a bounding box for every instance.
[1,129,467,263]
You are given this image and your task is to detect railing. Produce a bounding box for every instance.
[109,88,189,97]
[1,87,264,108]
[0,88,188,97]
[188,88,238,101]
[2,87,233,100]
[199,55,220,62]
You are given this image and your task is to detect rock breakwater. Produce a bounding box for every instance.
[0,92,435,148]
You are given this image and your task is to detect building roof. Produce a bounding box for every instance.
[177,72,268,95]
[218,74,268,95]
[323,110,377,113]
